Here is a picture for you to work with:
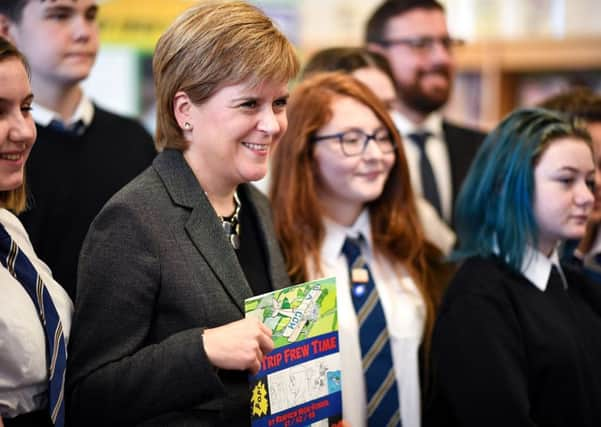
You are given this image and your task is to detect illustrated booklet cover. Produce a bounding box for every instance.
[245,276,342,427]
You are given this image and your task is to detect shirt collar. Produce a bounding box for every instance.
[520,245,565,291]
[391,110,444,139]
[321,209,372,264]
[32,94,94,128]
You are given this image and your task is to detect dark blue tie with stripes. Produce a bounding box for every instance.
[0,223,66,427]
[342,236,402,427]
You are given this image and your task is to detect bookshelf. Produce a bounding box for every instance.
[446,37,601,130]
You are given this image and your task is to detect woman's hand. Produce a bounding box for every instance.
[203,318,274,375]
[0,416,4,427]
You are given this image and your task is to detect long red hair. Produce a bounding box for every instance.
[270,72,442,350]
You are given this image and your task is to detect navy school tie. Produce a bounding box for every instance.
[48,119,86,137]
[341,236,402,427]
[0,224,66,427]
[407,132,443,217]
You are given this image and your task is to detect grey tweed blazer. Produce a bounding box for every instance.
[66,149,290,426]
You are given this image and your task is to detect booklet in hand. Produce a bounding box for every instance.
[245,276,342,427]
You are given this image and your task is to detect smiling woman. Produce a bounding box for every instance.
[176,80,290,200]
[66,1,299,426]
[270,72,445,427]
[0,37,73,427]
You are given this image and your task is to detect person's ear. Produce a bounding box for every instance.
[0,14,14,40]
[173,91,193,131]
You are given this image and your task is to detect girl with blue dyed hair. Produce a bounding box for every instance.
[425,108,601,426]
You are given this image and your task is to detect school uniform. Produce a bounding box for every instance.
[19,97,156,298]
[0,209,72,426]
[425,249,601,426]
[308,210,425,427]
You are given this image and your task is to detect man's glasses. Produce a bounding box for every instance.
[378,36,464,53]
[311,128,396,157]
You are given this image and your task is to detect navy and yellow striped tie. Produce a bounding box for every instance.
[0,224,66,427]
[342,236,401,427]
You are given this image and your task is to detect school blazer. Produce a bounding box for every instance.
[67,149,290,426]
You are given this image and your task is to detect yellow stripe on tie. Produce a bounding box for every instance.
[367,369,396,417]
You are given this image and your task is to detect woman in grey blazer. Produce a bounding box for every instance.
[66,2,299,426]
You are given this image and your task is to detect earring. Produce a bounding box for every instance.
[184,122,191,130]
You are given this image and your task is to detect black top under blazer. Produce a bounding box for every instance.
[66,149,290,426]
[20,105,156,299]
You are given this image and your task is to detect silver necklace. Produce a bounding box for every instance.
[221,191,241,249]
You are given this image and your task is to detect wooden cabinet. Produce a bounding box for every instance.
[447,38,601,129]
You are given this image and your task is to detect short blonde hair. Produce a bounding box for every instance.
[152,0,299,151]
[0,36,30,213]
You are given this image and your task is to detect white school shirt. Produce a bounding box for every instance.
[520,246,567,291]
[307,210,425,427]
[392,111,453,223]
[32,94,94,128]
[0,209,73,418]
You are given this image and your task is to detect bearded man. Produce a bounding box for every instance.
[367,0,485,226]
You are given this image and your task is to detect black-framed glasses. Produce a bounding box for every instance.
[312,128,396,157]
[378,36,464,53]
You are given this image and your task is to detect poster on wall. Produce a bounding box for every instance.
[98,0,300,51]
[97,0,198,51]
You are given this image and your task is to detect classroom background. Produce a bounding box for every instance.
[85,0,601,132]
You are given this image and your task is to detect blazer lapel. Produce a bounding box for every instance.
[153,150,252,314]
[185,209,252,314]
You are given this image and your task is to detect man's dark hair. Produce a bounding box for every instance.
[0,0,37,23]
[0,1,25,22]
[365,0,445,45]
[539,87,601,123]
